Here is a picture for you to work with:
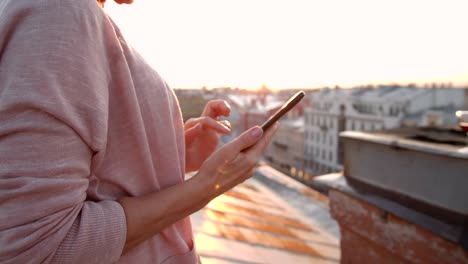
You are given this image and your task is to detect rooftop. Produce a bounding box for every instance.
[191,165,340,263]
[227,94,284,113]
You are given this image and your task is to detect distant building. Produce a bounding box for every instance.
[264,118,306,182]
[173,88,204,97]
[304,85,466,176]
[225,93,284,132]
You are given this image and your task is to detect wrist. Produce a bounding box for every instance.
[188,171,217,207]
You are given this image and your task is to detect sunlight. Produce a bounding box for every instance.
[105,0,468,89]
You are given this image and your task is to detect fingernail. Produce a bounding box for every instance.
[250,126,263,139]
[222,124,230,132]
[224,101,231,111]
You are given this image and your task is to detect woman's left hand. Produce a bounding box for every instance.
[184,100,232,172]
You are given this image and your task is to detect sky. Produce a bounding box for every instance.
[105,0,468,90]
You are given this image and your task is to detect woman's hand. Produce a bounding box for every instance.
[184,100,232,172]
[193,124,278,200]
[119,124,277,253]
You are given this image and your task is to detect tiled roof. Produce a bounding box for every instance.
[192,175,340,263]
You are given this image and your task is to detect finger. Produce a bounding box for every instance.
[210,126,263,165]
[256,122,279,154]
[184,123,202,145]
[228,124,277,173]
[202,100,231,119]
[246,122,279,157]
[185,117,231,134]
[184,118,201,130]
[200,117,231,134]
[219,120,231,129]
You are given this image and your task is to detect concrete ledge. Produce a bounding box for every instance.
[315,174,467,248]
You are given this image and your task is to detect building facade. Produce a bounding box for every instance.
[264,118,306,182]
[304,85,466,176]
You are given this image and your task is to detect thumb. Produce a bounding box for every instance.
[214,126,263,162]
[185,123,202,145]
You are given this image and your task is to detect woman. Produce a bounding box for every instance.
[0,0,277,263]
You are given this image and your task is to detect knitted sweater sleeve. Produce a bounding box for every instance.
[0,0,127,263]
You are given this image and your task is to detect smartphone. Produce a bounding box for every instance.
[261,91,305,131]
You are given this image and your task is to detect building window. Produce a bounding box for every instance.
[329,151,332,162]
[290,167,296,176]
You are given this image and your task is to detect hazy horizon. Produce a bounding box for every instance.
[171,81,468,91]
[106,0,468,90]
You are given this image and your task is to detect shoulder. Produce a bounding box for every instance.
[0,0,107,38]
[0,0,115,75]
[0,0,104,19]
[0,0,114,85]
[0,0,115,148]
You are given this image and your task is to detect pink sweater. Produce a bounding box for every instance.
[0,0,197,263]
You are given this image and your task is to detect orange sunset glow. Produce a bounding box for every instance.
[105,0,468,89]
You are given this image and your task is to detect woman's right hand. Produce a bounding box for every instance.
[193,123,278,200]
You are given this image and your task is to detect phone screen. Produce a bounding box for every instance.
[261,91,305,131]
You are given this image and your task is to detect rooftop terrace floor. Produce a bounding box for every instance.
[191,166,341,263]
